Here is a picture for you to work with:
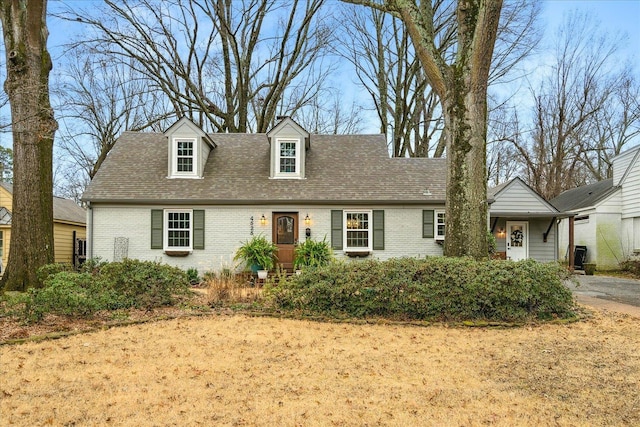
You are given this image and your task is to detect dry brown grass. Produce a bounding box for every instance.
[1,307,639,426]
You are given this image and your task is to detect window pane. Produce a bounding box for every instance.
[176,141,194,172]
[167,212,191,248]
[347,231,368,248]
[280,158,296,173]
[277,216,295,244]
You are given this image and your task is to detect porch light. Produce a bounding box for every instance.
[260,214,267,225]
[304,214,311,225]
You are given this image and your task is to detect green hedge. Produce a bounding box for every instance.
[11,259,191,322]
[265,257,575,322]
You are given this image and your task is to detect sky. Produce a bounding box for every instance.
[2,0,640,143]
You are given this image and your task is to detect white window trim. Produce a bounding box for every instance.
[343,210,373,252]
[435,210,445,240]
[164,209,193,251]
[171,137,198,178]
[274,138,302,179]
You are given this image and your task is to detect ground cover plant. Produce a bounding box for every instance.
[266,257,576,322]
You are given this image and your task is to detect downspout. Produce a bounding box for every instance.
[87,202,93,259]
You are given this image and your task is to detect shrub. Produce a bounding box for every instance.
[205,271,261,307]
[186,267,200,285]
[620,260,640,278]
[36,263,73,284]
[265,257,575,322]
[96,259,190,309]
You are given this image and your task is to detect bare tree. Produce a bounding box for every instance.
[52,50,173,198]
[59,0,333,133]
[511,11,633,199]
[337,1,540,160]
[342,0,503,259]
[0,0,57,291]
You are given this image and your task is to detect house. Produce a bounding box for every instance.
[488,177,562,262]
[83,117,576,273]
[0,182,87,270]
[81,117,450,273]
[551,146,640,269]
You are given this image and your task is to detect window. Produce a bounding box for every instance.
[0,230,3,259]
[275,139,301,178]
[435,210,445,240]
[171,138,197,177]
[165,210,192,251]
[344,211,372,251]
[152,210,204,251]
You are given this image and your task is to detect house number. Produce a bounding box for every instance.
[250,216,254,236]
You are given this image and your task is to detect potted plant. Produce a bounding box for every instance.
[233,235,278,277]
[293,237,333,272]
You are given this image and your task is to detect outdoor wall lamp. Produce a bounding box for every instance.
[260,214,267,226]
[304,213,311,226]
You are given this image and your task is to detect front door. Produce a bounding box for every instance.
[506,221,528,261]
[273,213,298,271]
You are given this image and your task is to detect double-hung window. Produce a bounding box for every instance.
[344,211,372,251]
[171,138,197,177]
[435,210,445,240]
[275,139,301,178]
[165,209,192,251]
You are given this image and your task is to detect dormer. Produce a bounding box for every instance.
[267,117,310,179]
[164,117,216,179]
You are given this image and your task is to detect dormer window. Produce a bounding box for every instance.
[267,117,309,180]
[176,139,194,173]
[170,137,198,178]
[276,139,301,177]
[164,117,216,179]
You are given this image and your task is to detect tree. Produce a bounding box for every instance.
[343,0,503,259]
[52,50,173,199]
[337,1,539,160]
[0,0,57,291]
[60,0,333,133]
[510,11,637,199]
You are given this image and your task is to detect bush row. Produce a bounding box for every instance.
[265,257,575,322]
[6,259,191,322]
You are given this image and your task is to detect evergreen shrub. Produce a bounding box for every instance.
[265,257,575,322]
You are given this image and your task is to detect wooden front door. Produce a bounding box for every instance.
[273,213,298,271]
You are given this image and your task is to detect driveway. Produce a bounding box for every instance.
[566,274,640,317]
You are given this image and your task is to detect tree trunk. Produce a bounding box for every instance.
[0,0,57,291]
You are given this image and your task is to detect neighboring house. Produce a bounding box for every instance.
[0,182,87,270]
[488,177,562,262]
[552,146,640,270]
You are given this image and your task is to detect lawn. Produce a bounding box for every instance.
[1,308,639,426]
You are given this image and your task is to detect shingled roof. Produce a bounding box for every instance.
[0,182,86,224]
[82,131,446,205]
[550,178,618,212]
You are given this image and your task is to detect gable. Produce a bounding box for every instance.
[490,178,558,215]
[164,117,215,179]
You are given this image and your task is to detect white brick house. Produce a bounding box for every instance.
[82,117,449,274]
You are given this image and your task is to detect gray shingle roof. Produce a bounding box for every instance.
[82,132,447,205]
[0,182,86,224]
[550,179,617,212]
